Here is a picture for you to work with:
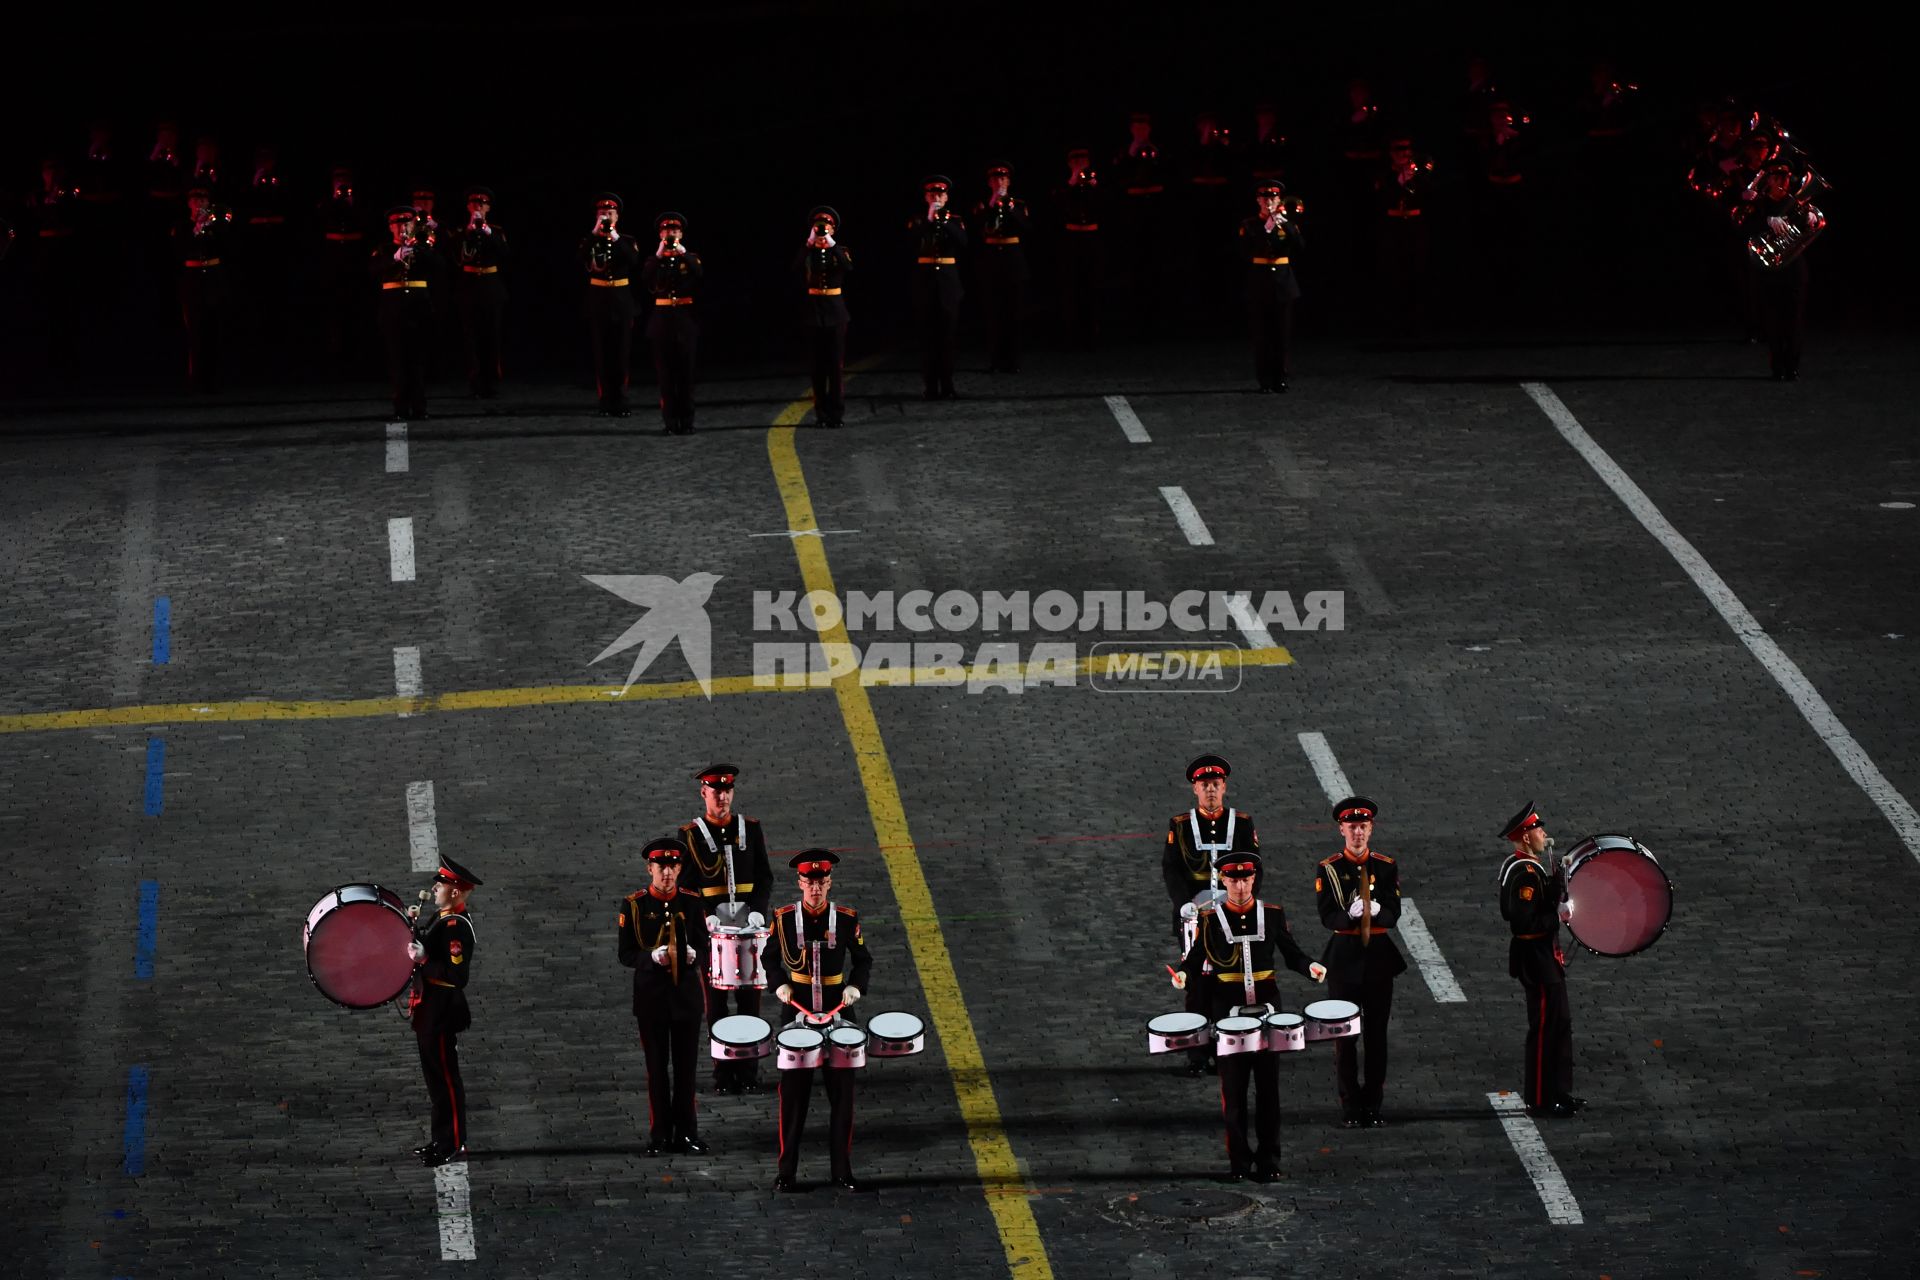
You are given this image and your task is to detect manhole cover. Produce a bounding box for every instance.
[1130,1189,1257,1221]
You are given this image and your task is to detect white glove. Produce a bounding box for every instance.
[1170,970,1187,989]
[1347,897,1366,919]
[1179,902,1198,921]
[408,940,425,964]
[1367,899,1382,918]
[776,984,793,1004]
[746,911,765,929]
[1309,962,1327,983]
[683,945,698,965]
[393,248,410,263]
[842,986,862,1006]
[1557,902,1572,924]
[1768,216,1790,236]
[650,945,670,966]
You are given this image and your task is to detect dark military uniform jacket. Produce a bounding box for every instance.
[410,907,475,1036]
[618,887,712,1021]
[772,901,872,1021]
[795,242,852,325]
[1162,807,1259,906]
[677,814,772,921]
[907,213,967,307]
[1238,216,1302,302]
[969,197,1031,283]
[1181,897,1316,1013]
[640,247,703,335]
[579,232,641,299]
[1052,179,1103,236]
[1498,851,1564,985]
[446,220,510,292]
[173,213,233,286]
[1315,850,1409,979]
[368,237,444,303]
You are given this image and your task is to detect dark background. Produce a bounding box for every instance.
[3,2,1908,398]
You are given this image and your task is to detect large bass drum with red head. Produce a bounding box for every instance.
[303,883,417,1007]
[1561,834,1672,957]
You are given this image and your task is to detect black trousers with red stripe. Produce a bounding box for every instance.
[1218,1049,1281,1173]
[1519,976,1574,1107]
[637,1010,701,1144]
[777,1064,855,1181]
[1329,971,1394,1112]
[417,1031,466,1154]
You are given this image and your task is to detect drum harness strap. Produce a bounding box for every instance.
[1210,901,1266,1005]
[692,815,746,902]
[1188,808,1237,890]
[784,900,837,1014]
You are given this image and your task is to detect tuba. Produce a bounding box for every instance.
[1744,166,1829,270]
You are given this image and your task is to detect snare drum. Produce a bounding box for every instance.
[866,1011,926,1057]
[303,883,416,1009]
[1262,1012,1306,1053]
[776,1026,826,1070]
[1303,999,1362,1041]
[827,1024,869,1069]
[1563,833,1673,957]
[710,1014,774,1060]
[1146,1011,1212,1054]
[1215,1014,1267,1056]
[708,926,769,991]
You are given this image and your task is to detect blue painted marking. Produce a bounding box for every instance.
[135,880,160,980]
[152,596,171,665]
[143,739,164,816]
[122,1065,150,1177]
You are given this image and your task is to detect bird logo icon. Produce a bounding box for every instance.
[586,572,723,698]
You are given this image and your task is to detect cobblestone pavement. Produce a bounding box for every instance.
[3,330,1916,1278]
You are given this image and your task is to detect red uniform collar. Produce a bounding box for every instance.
[1341,848,1371,863]
[1197,806,1226,820]
[648,887,676,901]
[1225,897,1257,913]
[802,901,829,916]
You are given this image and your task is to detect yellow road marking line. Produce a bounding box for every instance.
[766,416,1052,1278]
[1,653,1291,736]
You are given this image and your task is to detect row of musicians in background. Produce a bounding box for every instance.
[145,165,1315,422]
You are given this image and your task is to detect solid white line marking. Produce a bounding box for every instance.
[1159,487,1214,546]
[1223,592,1277,651]
[434,1161,477,1260]
[1488,1092,1584,1225]
[393,646,423,715]
[1296,731,1467,1002]
[1330,541,1396,616]
[1394,899,1466,1003]
[386,422,410,474]
[1105,394,1152,444]
[406,781,439,874]
[389,517,417,583]
[1524,381,1920,866]
[1297,731,1352,801]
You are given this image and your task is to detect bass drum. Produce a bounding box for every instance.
[303,883,416,1008]
[1563,834,1673,957]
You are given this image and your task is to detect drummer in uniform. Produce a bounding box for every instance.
[771,850,873,1192]
[1172,852,1325,1181]
[678,763,773,1095]
[618,838,713,1156]
[408,856,481,1167]
[1162,754,1260,1075]
[1498,801,1582,1117]
[1315,796,1406,1128]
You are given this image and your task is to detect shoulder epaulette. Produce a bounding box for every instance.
[774,904,796,916]
[834,905,859,918]
[1368,852,1396,864]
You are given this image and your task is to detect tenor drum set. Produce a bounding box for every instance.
[710,1010,927,1071]
[1146,999,1362,1058]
